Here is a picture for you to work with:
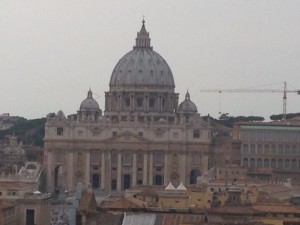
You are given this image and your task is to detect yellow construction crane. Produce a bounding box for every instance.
[200,82,300,121]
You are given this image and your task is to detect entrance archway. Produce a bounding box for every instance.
[123,174,131,190]
[54,165,64,190]
[190,169,201,184]
[92,174,100,188]
[154,175,163,185]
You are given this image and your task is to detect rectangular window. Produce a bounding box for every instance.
[193,130,200,138]
[93,131,100,136]
[149,98,155,108]
[26,209,35,225]
[112,132,117,137]
[125,98,130,107]
[138,132,143,137]
[122,152,132,165]
[78,130,83,137]
[90,150,101,164]
[57,127,63,136]
[173,132,178,138]
[137,98,143,107]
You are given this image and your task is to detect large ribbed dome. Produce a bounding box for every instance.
[109,20,175,90]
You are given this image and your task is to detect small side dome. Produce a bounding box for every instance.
[80,89,100,111]
[56,110,66,118]
[178,91,197,113]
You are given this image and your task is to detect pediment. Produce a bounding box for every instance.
[105,131,150,143]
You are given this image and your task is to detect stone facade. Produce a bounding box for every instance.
[232,120,300,184]
[44,21,212,194]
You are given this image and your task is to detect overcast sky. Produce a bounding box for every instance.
[1,0,300,120]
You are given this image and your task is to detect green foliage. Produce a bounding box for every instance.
[217,113,265,127]
[0,118,46,147]
[270,112,300,121]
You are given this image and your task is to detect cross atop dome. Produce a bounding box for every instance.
[134,19,152,49]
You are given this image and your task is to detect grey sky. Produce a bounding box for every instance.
[1,0,300,120]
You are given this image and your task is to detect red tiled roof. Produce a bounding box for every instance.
[253,203,300,214]
[100,197,144,209]
[209,205,258,215]
[78,191,97,213]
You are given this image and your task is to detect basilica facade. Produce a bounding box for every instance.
[44,21,212,193]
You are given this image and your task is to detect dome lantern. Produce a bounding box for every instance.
[134,19,152,49]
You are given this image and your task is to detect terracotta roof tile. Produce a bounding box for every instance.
[253,203,300,214]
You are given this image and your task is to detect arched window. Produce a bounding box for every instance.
[257,158,262,168]
[278,159,283,168]
[292,145,297,154]
[243,144,249,154]
[154,151,164,166]
[250,158,255,168]
[111,151,118,164]
[257,145,263,154]
[292,159,297,169]
[264,145,269,154]
[192,154,200,166]
[91,150,101,164]
[285,159,290,169]
[250,145,256,154]
[271,145,277,154]
[137,152,143,163]
[243,158,249,167]
[122,151,132,165]
[264,159,269,168]
[271,159,276,168]
[278,145,283,154]
[285,145,290,155]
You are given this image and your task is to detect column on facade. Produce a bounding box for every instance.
[132,152,137,187]
[164,152,169,185]
[85,151,90,187]
[117,94,121,112]
[158,95,162,112]
[105,93,108,111]
[130,93,135,111]
[144,93,148,111]
[47,149,53,192]
[143,153,148,185]
[179,153,186,184]
[149,152,153,185]
[101,152,105,189]
[201,152,208,174]
[67,151,74,191]
[117,151,122,191]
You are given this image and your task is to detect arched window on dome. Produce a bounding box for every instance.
[149,98,155,108]
[136,96,144,109]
